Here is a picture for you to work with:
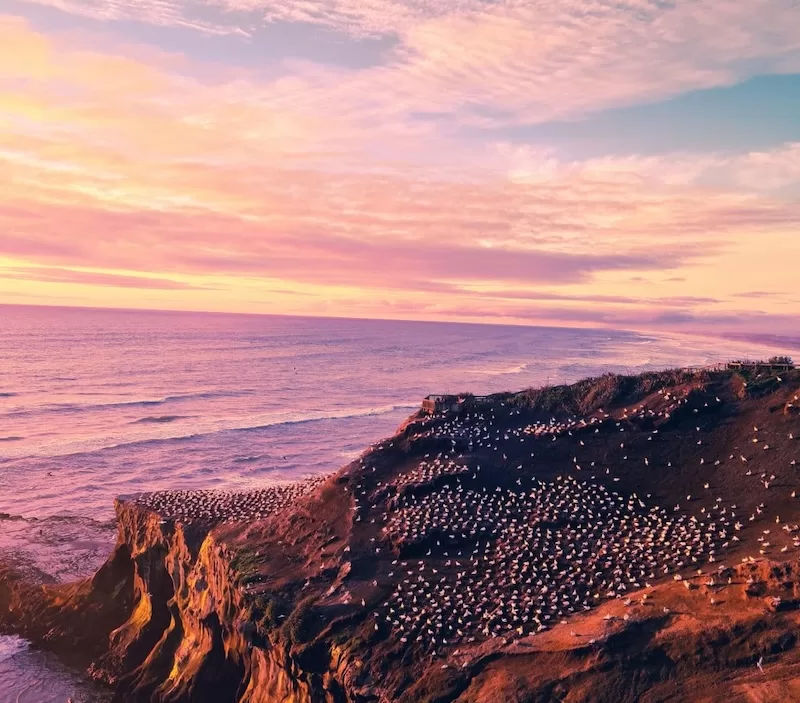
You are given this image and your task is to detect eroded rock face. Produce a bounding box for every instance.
[89,501,351,703]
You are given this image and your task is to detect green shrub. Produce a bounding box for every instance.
[284,598,317,644]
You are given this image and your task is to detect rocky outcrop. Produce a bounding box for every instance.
[0,497,357,702]
[86,501,357,702]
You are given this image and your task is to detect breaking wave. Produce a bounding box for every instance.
[131,415,188,424]
[8,390,249,417]
[8,403,419,461]
[234,403,419,434]
[0,636,27,665]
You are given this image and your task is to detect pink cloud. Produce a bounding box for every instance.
[0,196,711,286]
[9,0,800,130]
[241,0,800,129]
[1,15,799,332]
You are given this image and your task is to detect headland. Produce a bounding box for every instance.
[3,364,800,702]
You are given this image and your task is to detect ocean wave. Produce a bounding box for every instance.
[0,635,28,664]
[500,363,529,375]
[0,392,18,398]
[235,403,419,433]
[0,512,26,521]
[468,362,529,376]
[0,512,115,528]
[0,436,24,442]
[4,403,419,462]
[131,415,188,424]
[7,390,249,417]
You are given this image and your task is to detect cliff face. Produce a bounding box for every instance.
[0,481,369,702]
[3,367,800,703]
[88,501,351,703]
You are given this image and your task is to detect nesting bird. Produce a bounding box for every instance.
[381,472,727,653]
[131,476,327,525]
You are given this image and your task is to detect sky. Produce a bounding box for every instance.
[1,0,799,336]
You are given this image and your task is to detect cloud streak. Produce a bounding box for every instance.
[0,266,213,289]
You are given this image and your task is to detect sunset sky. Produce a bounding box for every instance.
[1,0,799,334]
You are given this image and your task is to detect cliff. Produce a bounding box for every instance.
[3,366,800,702]
[1,498,347,702]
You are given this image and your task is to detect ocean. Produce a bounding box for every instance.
[0,304,794,702]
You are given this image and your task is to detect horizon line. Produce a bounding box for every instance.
[0,299,595,331]
[2,300,799,355]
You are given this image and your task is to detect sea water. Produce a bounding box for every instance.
[0,304,795,701]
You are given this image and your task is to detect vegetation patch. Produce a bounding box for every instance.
[506,369,707,416]
[283,597,320,644]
